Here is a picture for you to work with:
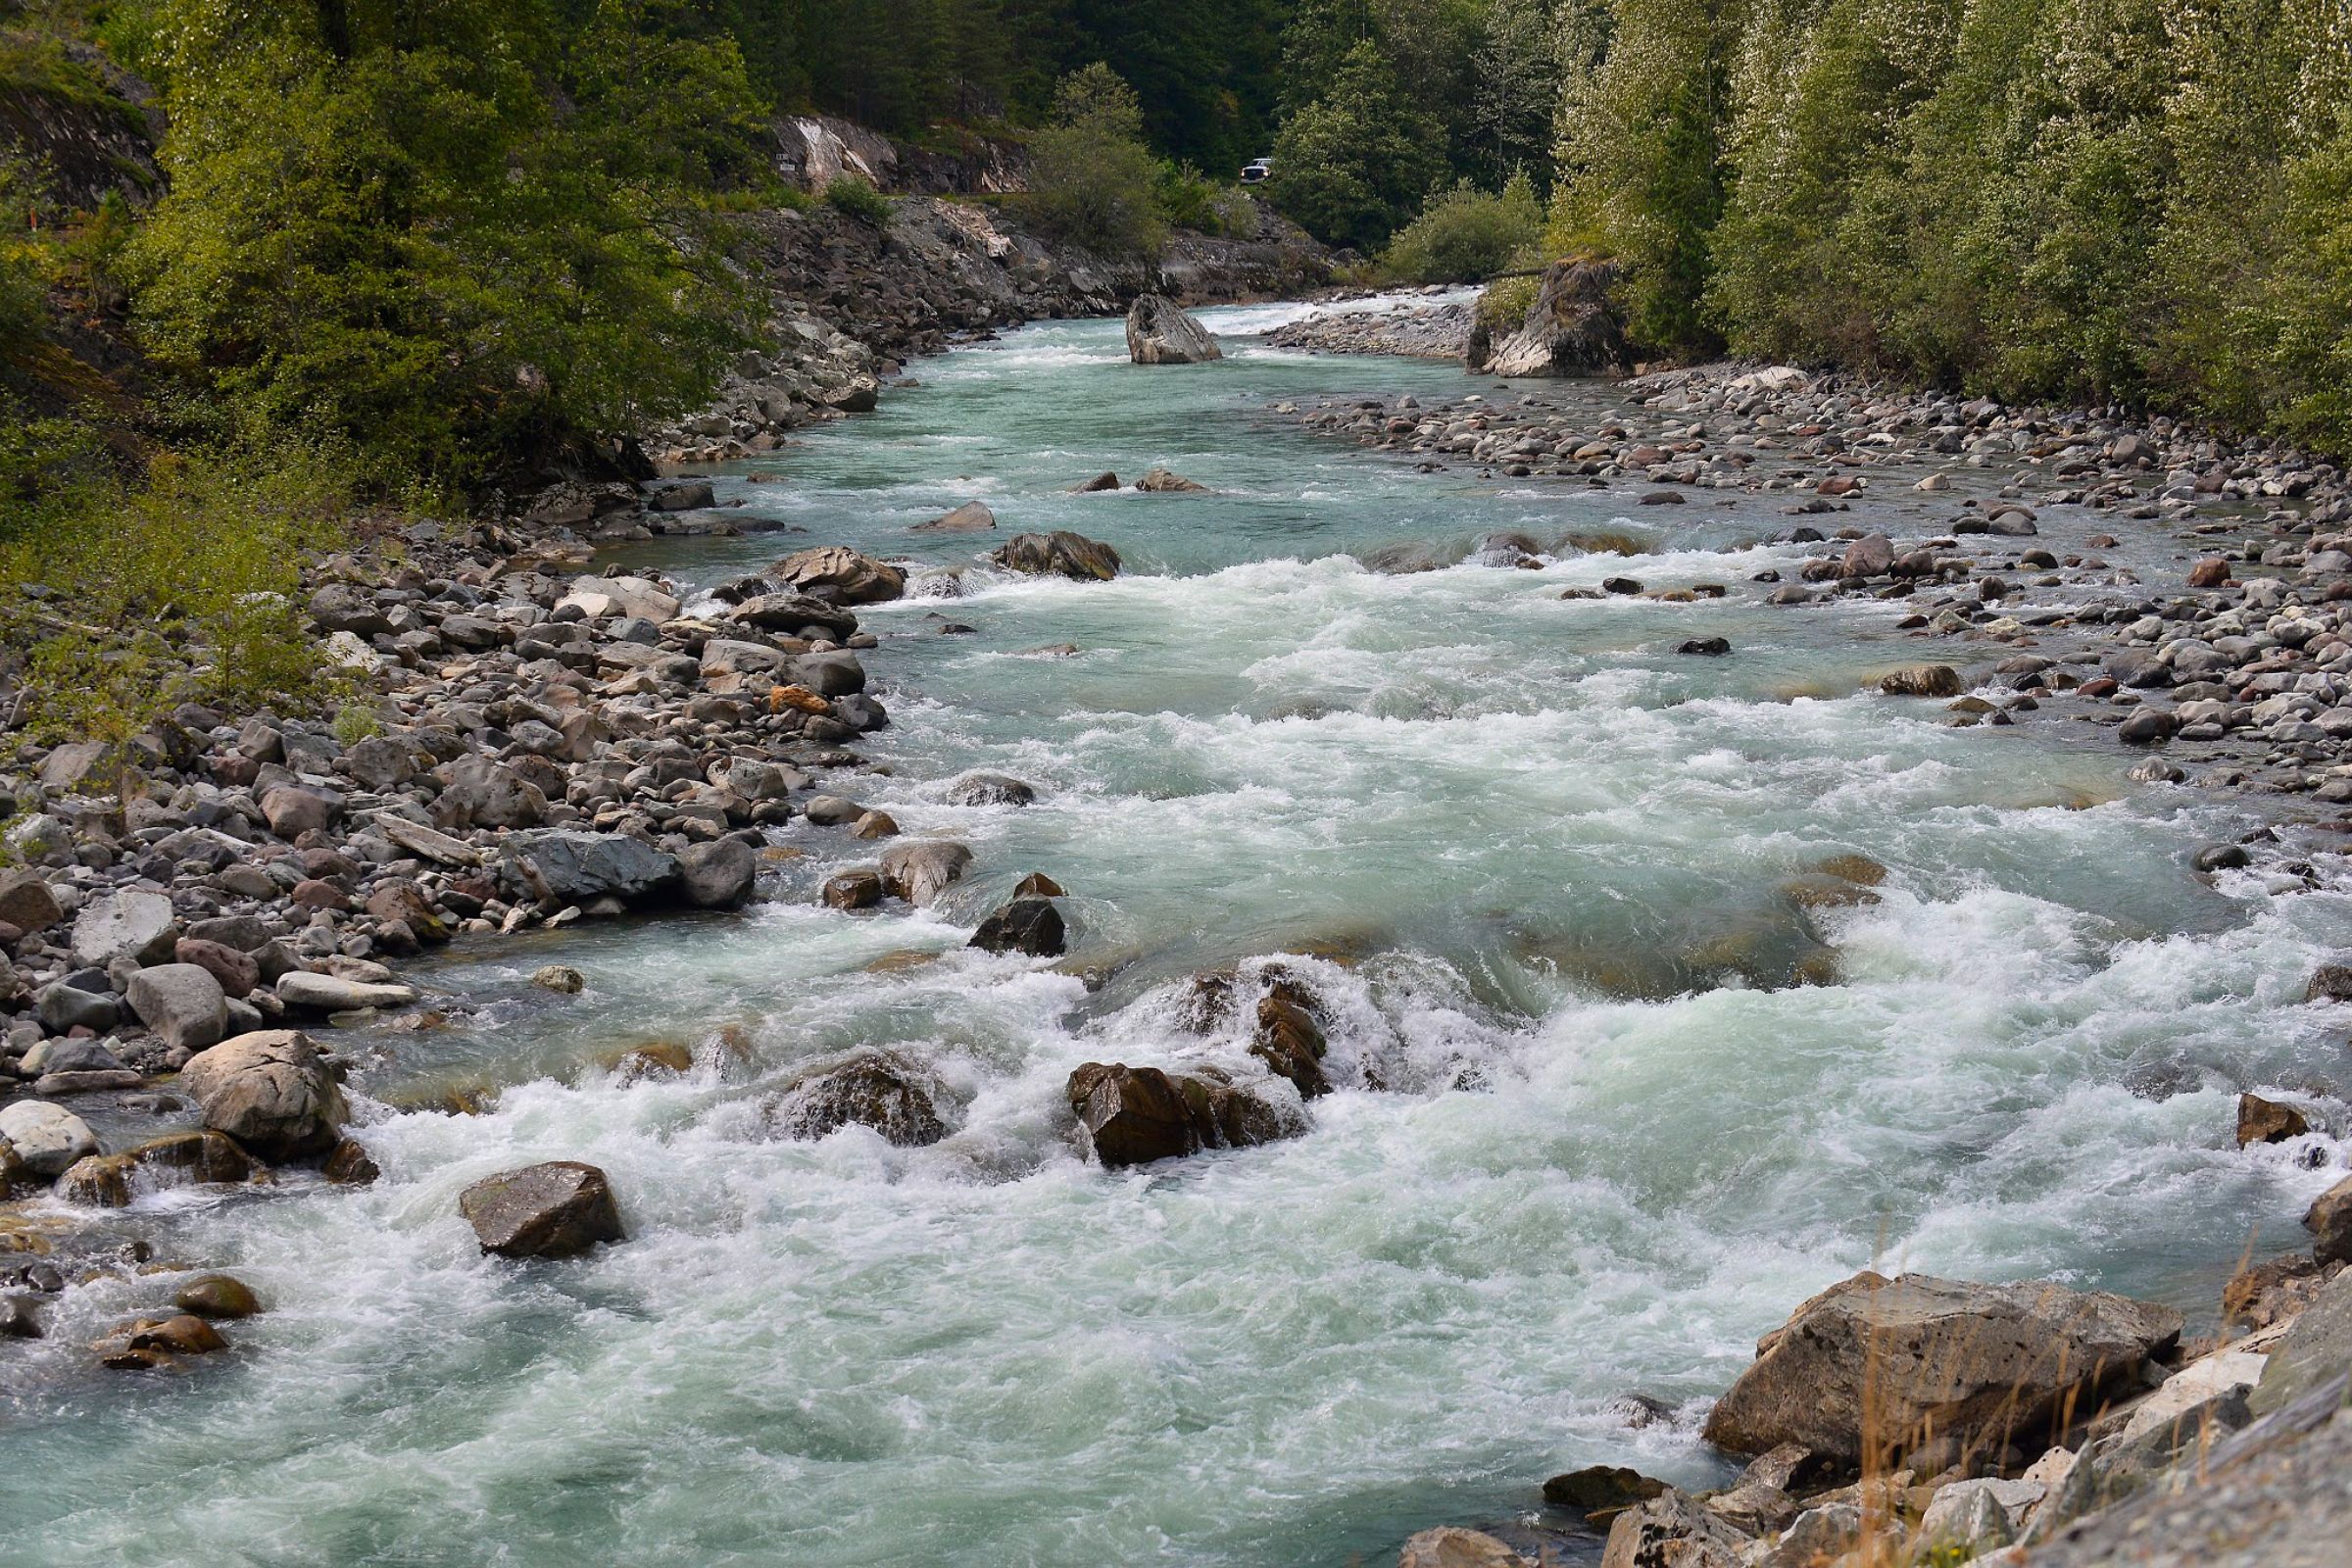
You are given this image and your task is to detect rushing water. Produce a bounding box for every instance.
[5,300,2350,1568]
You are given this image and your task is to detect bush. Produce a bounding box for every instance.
[1024,63,1168,259]
[1381,173,1544,284]
[824,175,893,225]
[0,424,351,794]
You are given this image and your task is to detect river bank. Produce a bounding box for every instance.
[3,298,2349,1566]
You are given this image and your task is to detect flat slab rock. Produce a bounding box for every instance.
[459,1161,624,1258]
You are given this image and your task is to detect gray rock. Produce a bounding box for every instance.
[678,839,757,909]
[178,1029,349,1159]
[0,1101,98,1177]
[1596,1489,1745,1568]
[878,840,972,906]
[2250,1264,2352,1414]
[275,971,420,1011]
[34,980,120,1035]
[507,830,682,906]
[25,1035,126,1075]
[791,651,867,697]
[70,890,178,969]
[459,1161,624,1258]
[125,963,230,1051]
[945,772,1036,807]
[990,531,1122,581]
[1124,293,1223,365]
[260,784,342,839]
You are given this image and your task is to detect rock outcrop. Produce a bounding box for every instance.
[1701,1271,2184,1468]
[1475,257,1635,378]
[1124,293,1223,365]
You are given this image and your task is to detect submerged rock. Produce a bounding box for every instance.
[1124,293,1222,365]
[57,1131,259,1207]
[1066,1061,1300,1167]
[991,531,1122,581]
[1700,1270,2183,1468]
[173,1275,263,1320]
[459,1161,624,1258]
[771,1053,948,1147]
[914,501,997,532]
[1396,1528,1532,1568]
[1134,466,1208,493]
[1880,664,1965,698]
[970,896,1064,956]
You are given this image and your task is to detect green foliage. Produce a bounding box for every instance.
[1269,38,1446,252]
[1153,161,1250,237]
[1381,172,1543,283]
[824,174,895,224]
[331,700,383,746]
[1,424,351,791]
[1023,63,1167,258]
[121,0,761,497]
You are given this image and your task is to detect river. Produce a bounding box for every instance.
[2,299,2346,1567]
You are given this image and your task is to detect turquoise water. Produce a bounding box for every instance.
[3,301,2348,1567]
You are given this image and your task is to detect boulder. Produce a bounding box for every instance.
[174,1275,262,1319]
[534,964,586,994]
[1879,665,1965,698]
[1478,256,1635,377]
[57,1130,257,1207]
[1841,534,1895,577]
[1916,1478,2041,1556]
[34,979,120,1035]
[914,501,997,533]
[459,1161,624,1258]
[1066,1062,1300,1167]
[970,896,1064,956]
[991,531,1122,581]
[125,963,230,1052]
[945,772,1036,807]
[177,1029,350,1159]
[1124,293,1223,365]
[558,573,679,624]
[2249,1264,2352,1414]
[726,592,860,641]
[1250,988,1330,1098]
[2237,1092,2310,1146]
[174,938,261,1000]
[508,830,682,906]
[0,1101,98,1177]
[1134,466,1208,493]
[771,545,906,605]
[431,755,548,832]
[260,784,341,839]
[791,651,867,697]
[823,869,884,909]
[679,839,758,909]
[1396,1528,1531,1568]
[1597,1490,1746,1568]
[2307,1173,2352,1265]
[878,840,973,906]
[1071,471,1121,493]
[1699,1271,2183,1468]
[276,971,420,1011]
[771,1053,948,1147]
[70,889,178,968]
[1543,1466,1667,1512]
[0,869,63,934]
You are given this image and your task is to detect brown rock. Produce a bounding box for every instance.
[175,937,261,999]
[174,1275,262,1319]
[1544,1465,1667,1512]
[1699,1271,2182,1468]
[990,531,1122,581]
[823,869,884,909]
[772,1053,947,1147]
[57,1131,258,1207]
[459,1161,624,1258]
[1066,1062,1299,1168]
[772,545,906,605]
[2222,1251,2330,1328]
[2307,1174,2352,1265]
[1250,986,1330,1098]
[1880,665,1965,698]
[1396,1528,1532,1568]
[2186,558,2232,588]
[0,869,62,934]
[323,1136,381,1185]
[2237,1092,2310,1147]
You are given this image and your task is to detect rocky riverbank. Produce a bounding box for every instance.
[1285,358,2352,824]
[1264,290,1473,359]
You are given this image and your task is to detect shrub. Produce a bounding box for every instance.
[1382,173,1544,284]
[824,175,893,225]
[1023,63,1168,259]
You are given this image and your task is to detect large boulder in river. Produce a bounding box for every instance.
[878,839,972,906]
[1597,1492,1745,1568]
[991,531,1121,581]
[770,1053,948,1147]
[1125,293,1222,365]
[1477,256,1635,377]
[507,830,682,906]
[679,839,758,908]
[178,1030,350,1160]
[459,1161,624,1258]
[970,896,1064,956]
[771,546,905,605]
[1067,1062,1301,1167]
[1700,1271,2184,1468]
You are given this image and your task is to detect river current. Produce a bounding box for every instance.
[2,299,2347,1567]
